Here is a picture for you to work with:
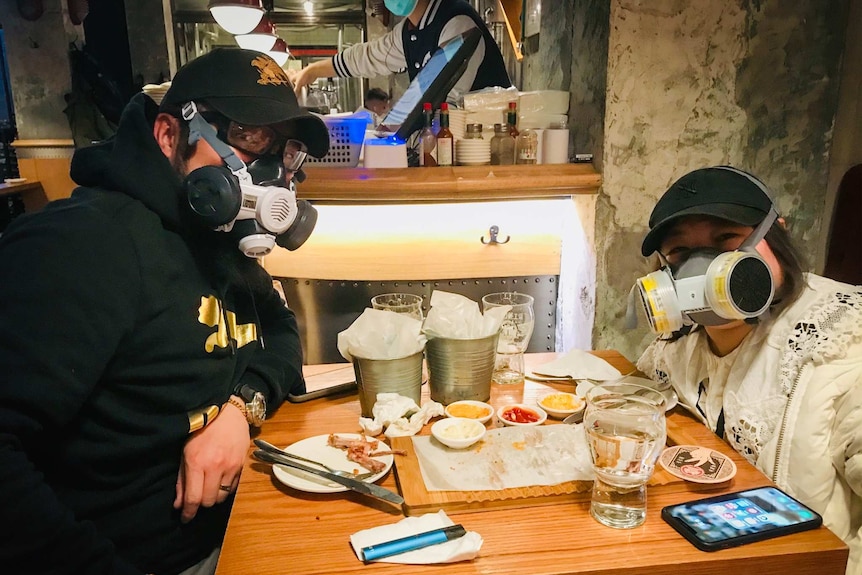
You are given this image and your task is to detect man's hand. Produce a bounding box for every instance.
[174,401,250,523]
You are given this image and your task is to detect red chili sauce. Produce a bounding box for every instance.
[502,406,539,424]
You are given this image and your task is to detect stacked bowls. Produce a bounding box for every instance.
[455,138,491,165]
[142,82,171,105]
[447,108,469,141]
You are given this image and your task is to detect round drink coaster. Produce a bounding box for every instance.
[659,445,737,484]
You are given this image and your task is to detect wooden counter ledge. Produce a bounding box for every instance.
[297,163,601,203]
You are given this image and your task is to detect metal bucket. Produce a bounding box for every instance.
[425,332,499,405]
[352,350,424,417]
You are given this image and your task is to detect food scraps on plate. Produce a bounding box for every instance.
[328,433,406,473]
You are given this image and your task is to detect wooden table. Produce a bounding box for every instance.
[215,352,848,575]
[0,179,47,212]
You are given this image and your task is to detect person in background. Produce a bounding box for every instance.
[357,87,391,127]
[635,166,862,575]
[0,48,329,575]
[289,0,511,104]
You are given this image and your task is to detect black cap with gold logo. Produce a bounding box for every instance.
[161,48,330,158]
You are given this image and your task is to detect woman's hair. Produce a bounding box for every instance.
[763,221,807,314]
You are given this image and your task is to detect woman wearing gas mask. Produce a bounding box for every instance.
[634,166,862,574]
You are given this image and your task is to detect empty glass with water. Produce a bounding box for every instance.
[481,292,534,384]
[583,382,667,529]
[370,293,424,321]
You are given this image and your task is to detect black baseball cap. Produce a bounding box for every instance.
[161,48,330,158]
[641,166,775,256]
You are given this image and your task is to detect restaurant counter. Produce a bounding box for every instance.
[295,164,601,203]
[214,352,848,575]
[263,164,599,283]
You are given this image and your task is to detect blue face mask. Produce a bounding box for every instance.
[384,0,418,17]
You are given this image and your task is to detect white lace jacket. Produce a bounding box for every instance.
[638,273,862,575]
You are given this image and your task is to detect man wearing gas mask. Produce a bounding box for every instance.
[0,49,329,575]
[633,166,862,574]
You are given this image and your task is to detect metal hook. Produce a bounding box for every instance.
[481,225,510,245]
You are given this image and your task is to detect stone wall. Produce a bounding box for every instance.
[594,0,851,360]
[521,0,609,167]
[125,0,171,86]
[1,0,79,139]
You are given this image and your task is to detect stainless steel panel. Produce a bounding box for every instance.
[277,276,558,365]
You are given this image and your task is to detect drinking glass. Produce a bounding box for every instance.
[481,292,534,385]
[583,382,667,529]
[371,293,424,321]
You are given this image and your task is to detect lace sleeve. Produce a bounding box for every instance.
[779,287,862,394]
[636,340,671,388]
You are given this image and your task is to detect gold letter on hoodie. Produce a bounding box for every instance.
[198,295,258,352]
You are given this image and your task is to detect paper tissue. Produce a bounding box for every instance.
[338,309,442,436]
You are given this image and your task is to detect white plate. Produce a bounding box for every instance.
[4,177,26,184]
[609,375,679,412]
[271,433,394,494]
[662,387,679,411]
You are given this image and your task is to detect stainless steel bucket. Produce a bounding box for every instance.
[352,350,424,417]
[425,332,499,405]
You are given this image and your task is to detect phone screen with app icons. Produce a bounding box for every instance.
[662,486,822,551]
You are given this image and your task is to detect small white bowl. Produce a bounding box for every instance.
[444,400,494,424]
[538,392,586,420]
[497,403,548,427]
[431,417,486,449]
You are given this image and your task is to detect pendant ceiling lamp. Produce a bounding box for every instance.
[267,38,290,67]
[208,0,264,35]
[235,16,278,52]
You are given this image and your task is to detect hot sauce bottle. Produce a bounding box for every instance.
[436,103,454,167]
[419,102,437,167]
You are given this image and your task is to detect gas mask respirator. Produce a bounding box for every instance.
[625,206,779,335]
[180,102,317,258]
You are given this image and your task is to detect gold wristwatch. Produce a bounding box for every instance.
[228,385,267,427]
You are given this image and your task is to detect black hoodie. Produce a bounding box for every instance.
[0,94,304,574]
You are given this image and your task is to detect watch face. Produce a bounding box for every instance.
[248,391,267,426]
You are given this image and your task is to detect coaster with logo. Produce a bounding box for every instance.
[659,445,737,484]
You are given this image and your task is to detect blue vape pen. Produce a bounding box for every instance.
[360,524,467,561]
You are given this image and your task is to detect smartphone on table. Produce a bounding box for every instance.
[288,364,357,403]
[661,486,822,552]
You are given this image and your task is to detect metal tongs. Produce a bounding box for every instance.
[252,445,404,505]
[254,439,377,480]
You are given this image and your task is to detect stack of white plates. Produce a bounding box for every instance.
[447,108,469,140]
[455,138,491,165]
[142,82,171,105]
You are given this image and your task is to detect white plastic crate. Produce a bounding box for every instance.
[305,114,369,167]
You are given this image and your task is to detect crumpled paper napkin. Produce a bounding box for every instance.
[359,392,444,438]
[421,290,510,340]
[337,308,426,362]
[531,348,622,381]
[350,510,482,564]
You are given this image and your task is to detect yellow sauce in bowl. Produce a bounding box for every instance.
[447,403,492,419]
[540,393,584,411]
